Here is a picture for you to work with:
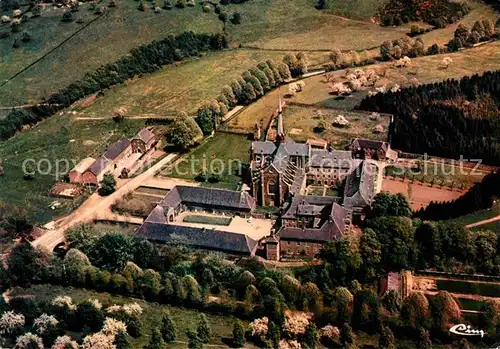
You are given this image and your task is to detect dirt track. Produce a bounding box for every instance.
[33,154,178,251]
[382,178,466,210]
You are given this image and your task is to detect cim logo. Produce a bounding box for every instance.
[449,324,487,338]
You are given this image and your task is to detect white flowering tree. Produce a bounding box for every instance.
[319,325,340,341]
[88,298,103,310]
[51,296,76,311]
[101,317,127,337]
[51,335,78,349]
[81,332,116,349]
[442,57,453,69]
[0,311,25,335]
[249,317,268,338]
[333,115,349,127]
[347,79,362,91]
[33,313,59,334]
[15,332,44,349]
[283,312,310,337]
[279,339,302,349]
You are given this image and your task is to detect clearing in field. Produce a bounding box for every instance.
[381,178,467,211]
[165,133,251,190]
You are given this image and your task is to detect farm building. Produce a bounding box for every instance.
[81,138,133,185]
[68,157,95,184]
[132,128,156,153]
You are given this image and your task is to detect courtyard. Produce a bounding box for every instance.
[174,211,273,241]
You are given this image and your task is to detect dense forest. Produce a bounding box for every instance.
[377,0,469,27]
[0,32,227,141]
[357,70,500,165]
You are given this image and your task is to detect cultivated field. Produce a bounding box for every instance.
[381,178,467,211]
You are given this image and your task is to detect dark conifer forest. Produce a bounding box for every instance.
[357,70,500,165]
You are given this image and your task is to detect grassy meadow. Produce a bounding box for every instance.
[72,50,289,118]
[0,0,222,110]
[165,133,251,190]
[0,112,145,223]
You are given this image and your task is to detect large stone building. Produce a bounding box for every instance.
[250,109,377,213]
[135,186,258,256]
[264,195,352,260]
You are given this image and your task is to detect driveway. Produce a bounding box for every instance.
[33,154,178,251]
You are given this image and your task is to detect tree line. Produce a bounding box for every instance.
[2,193,500,347]
[0,31,228,141]
[357,70,500,165]
[415,169,500,221]
[377,0,469,28]
[194,52,305,136]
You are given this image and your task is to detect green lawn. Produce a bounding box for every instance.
[183,214,233,226]
[226,0,408,50]
[166,133,251,190]
[11,284,240,348]
[0,113,145,223]
[449,202,500,228]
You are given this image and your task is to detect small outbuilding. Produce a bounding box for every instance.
[69,157,95,184]
[132,128,156,154]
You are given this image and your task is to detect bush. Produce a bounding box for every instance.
[61,12,73,22]
[230,12,241,24]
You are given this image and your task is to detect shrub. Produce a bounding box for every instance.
[61,12,73,22]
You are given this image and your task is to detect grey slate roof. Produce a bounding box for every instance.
[278,203,350,242]
[281,195,339,219]
[343,161,376,208]
[309,150,354,168]
[145,205,167,223]
[88,156,111,176]
[161,186,256,212]
[135,222,257,255]
[351,138,388,152]
[104,138,132,160]
[252,141,277,155]
[134,128,155,144]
